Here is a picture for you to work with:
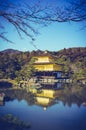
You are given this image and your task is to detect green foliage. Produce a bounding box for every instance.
[0,114,31,130]
[15,57,36,82]
[56,48,86,79]
[0,50,30,80]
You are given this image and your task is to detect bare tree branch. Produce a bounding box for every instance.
[0,0,86,44]
[0,0,50,43]
[0,32,14,43]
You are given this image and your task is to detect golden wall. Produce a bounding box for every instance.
[36,89,55,98]
[34,64,62,71]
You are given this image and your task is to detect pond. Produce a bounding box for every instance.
[0,83,86,130]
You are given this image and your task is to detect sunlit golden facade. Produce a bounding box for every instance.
[36,89,56,99]
[34,55,62,71]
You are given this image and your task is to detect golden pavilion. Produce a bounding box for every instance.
[34,55,62,71]
[33,52,63,78]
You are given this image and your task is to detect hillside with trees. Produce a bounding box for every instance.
[0,47,86,83]
[55,47,86,81]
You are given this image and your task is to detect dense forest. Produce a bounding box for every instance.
[0,47,86,83]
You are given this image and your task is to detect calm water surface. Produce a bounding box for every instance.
[0,83,86,130]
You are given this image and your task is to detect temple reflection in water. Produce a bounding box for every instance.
[1,82,85,110]
[34,89,58,110]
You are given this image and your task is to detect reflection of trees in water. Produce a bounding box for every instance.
[2,84,86,108]
[4,90,35,105]
[58,85,86,107]
[0,81,12,88]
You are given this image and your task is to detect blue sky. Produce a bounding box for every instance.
[0,0,86,52]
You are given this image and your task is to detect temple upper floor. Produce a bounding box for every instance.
[34,55,54,63]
